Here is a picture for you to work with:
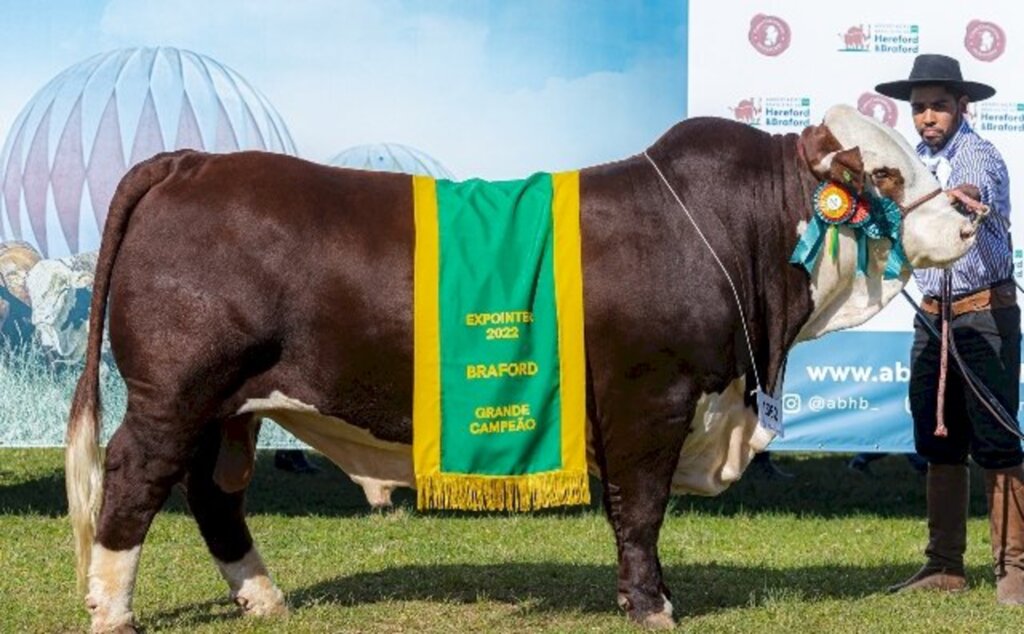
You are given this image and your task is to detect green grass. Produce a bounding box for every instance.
[1,449,1021,633]
[0,341,299,447]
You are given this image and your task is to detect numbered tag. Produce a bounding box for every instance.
[757,389,784,438]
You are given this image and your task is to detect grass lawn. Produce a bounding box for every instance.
[1,449,1020,633]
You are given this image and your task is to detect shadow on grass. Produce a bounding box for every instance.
[0,451,387,518]
[0,467,66,516]
[0,451,995,519]
[676,453,994,519]
[152,561,997,627]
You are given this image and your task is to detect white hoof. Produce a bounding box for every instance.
[232,578,288,617]
[217,548,288,617]
[641,611,676,630]
[642,595,674,629]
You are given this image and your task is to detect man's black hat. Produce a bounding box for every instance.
[875,53,995,102]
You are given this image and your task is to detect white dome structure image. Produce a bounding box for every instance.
[329,143,454,179]
[0,47,297,257]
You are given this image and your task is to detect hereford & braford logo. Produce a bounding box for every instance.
[730,98,762,125]
[748,14,791,57]
[964,20,1005,62]
[973,102,1024,133]
[838,25,872,51]
[838,23,918,54]
[857,92,898,128]
[729,97,811,129]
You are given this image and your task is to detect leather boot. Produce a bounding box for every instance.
[888,463,968,593]
[985,465,1024,605]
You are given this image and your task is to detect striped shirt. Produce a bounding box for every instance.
[912,118,1013,297]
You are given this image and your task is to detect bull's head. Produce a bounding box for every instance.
[832,105,976,264]
[796,104,976,338]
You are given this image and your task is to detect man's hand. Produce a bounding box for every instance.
[946,184,988,217]
[947,184,981,203]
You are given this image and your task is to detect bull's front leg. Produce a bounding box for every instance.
[593,383,694,629]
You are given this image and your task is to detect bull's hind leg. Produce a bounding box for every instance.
[87,415,199,633]
[593,391,693,629]
[185,416,286,617]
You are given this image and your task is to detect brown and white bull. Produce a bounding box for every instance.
[66,104,976,631]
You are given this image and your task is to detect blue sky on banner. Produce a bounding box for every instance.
[0,0,688,179]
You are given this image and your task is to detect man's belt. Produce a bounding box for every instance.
[921,281,1017,317]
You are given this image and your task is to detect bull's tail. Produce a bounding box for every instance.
[66,150,190,593]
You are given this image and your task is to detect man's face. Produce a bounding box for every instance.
[910,85,968,151]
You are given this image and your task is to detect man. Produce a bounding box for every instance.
[876,53,1024,604]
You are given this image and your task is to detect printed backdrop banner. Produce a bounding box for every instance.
[3,1,1024,452]
[688,0,1024,452]
[777,332,1024,452]
[0,2,689,448]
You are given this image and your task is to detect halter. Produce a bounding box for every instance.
[901,186,990,237]
[899,187,942,216]
[797,129,986,220]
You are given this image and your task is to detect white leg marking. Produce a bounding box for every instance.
[660,594,674,619]
[216,548,287,617]
[86,544,140,633]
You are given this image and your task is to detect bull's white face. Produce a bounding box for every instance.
[798,105,976,340]
[824,104,976,268]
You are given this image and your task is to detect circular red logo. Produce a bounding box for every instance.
[749,14,791,57]
[857,92,898,128]
[964,20,1005,62]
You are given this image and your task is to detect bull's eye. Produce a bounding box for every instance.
[872,168,890,180]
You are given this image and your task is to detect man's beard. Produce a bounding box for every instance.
[923,113,961,151]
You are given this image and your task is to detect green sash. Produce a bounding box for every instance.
[413,172,589,511]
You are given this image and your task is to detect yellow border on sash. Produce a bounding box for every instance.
[413,175,441,477]
[551,171,587,477]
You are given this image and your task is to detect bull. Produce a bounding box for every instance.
[66,105,977,631]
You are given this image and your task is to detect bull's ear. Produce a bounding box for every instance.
[799,124,842,177]
[828,146,865,194]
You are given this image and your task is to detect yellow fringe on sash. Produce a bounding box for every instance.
[416,470,590,512]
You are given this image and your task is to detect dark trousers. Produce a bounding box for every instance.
[909,305,1023,469]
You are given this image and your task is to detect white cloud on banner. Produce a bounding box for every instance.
[94,0,684,178]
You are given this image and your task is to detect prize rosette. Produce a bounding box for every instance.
[814,182,857,224]
[791,180,909,279]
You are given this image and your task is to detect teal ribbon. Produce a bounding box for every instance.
[790,186,908,279]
